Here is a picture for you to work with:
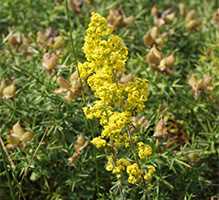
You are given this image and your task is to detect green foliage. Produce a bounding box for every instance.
[0,0,219,199]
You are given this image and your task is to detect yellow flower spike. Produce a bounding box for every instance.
[79,12,151,184]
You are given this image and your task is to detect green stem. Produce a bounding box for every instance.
[64,0,100,196]
[0,142,16,200]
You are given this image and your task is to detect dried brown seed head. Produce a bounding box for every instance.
[2,83,16,99]
[52,36,65,49]
[164,12,175,23]
[119,74,134,84]
[57,77,71,90]
[7,122,34,148]
[107,8,124,30]
[179,3,187,16]
[0,80,7,97]
[42,52,58,71]
[186,19,202,31]
[70,71,79,82]
[68,0,84,14]
[132,116,148,129]
[143,32,155,47]
[154,119,168,137]
[12,122,25,137]
[20,132,34,143]
[151,5,158,17]
[213,8,219,25]
[123,16,135,26]
[150,26,159,39]
[165,54,175,67]
[185,9,197,22]
[7,33,23,47]
[146,46,162,66]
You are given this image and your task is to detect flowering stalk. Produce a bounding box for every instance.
[79,12,156,185]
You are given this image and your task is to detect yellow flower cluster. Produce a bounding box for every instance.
[112,158,130,175]
[80,12,148,144]
[90,136,106,149]
[79,12,155,185]
[137,142,153,159]
[126,163,142,184]
[106,155,114,171]
[144,165,156,181]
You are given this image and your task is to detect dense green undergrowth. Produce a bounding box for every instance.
[0,0,219,199]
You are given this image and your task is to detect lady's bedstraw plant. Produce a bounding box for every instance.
[79,12,155,185]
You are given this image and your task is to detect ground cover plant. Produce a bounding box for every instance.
[0,0,219,199]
